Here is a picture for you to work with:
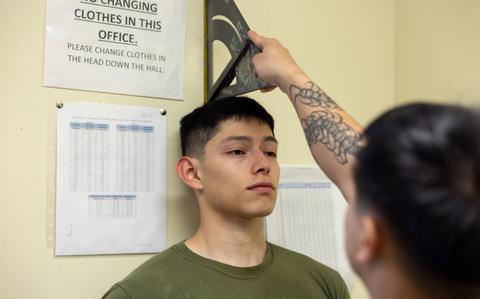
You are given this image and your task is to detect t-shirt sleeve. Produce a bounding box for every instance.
[332,271,351,299]
[102,285,132,299]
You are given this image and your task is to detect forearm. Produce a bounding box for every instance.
[281,74,363,202]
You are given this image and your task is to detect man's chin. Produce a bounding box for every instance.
[236,198,277,218]
[250,206,275,218]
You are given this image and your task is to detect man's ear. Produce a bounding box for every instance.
[176,156,203,191]
[355,216,382,264]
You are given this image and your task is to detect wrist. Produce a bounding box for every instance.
[278,69,310,96]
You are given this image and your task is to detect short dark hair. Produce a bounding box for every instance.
[180,97,275,157]
[355,103,480,292]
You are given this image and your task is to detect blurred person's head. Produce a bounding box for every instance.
[347,103,480,299]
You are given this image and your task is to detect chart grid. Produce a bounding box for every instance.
[88,195,137,219]
[69,122,110,191]
[116,124,155,192]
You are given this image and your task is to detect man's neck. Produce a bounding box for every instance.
[185,215,267,267]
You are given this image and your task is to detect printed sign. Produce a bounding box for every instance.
[44,0,185,99]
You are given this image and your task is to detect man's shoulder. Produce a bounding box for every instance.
[123,245,181,279]
[103,243,187,299]
[123,242,198,285]
[270,243,345,282]
[270,243,350,298]
[271,243,332,268]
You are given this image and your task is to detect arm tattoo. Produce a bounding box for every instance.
[302,110,363,165]
[290,81,362,164]
[290,81,340,110]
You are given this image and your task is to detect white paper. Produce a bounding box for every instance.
[56,102,167,255]
[44,0,185,100]
[266,165,354,289]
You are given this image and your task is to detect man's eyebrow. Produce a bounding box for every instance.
[220,136,278,144]
[263,136,278,144]
[220,136,252,143]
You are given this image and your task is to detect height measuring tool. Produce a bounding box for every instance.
[205,0,269,102]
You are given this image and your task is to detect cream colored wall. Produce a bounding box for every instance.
[395,0,480,106]
[0,0,397,298]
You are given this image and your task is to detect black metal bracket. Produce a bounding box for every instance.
[206,0,269,102]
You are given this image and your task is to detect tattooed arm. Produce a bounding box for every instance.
[249,31,363,202]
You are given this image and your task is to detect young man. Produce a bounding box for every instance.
[103,97,350,298]
[249,30,480,299]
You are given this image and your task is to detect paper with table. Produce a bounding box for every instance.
[55,102,167,255]
[266,165,354,289]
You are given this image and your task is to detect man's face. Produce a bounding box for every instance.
[196,119,280,219]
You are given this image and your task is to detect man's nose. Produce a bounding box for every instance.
[252,150,271,174]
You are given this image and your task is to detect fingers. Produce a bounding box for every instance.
[251,54,260,68]
[248,30,264,49]
[260,86,277,93]
[249,31,283,53]
[251,55,265,78]
[252,67,259,78]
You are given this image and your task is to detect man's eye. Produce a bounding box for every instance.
[228,149,245,155]
[265,151,277,158]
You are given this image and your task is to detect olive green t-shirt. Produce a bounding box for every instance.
[103,242,350,299]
